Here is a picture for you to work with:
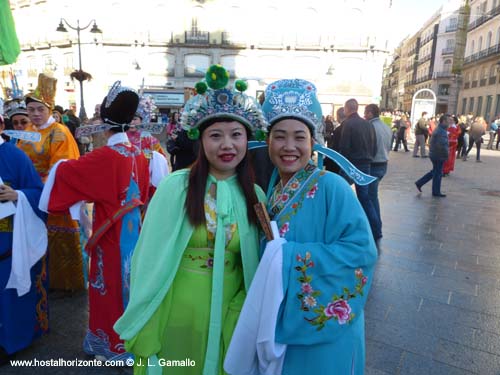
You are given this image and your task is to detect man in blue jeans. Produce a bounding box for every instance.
[365,104,392,242]
[415,114,451,197]
[339,99,378,238]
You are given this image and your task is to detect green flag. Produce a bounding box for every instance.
[0,0,21,65]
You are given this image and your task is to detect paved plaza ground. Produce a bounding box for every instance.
[3,146,500,374]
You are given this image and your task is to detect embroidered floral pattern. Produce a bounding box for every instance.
[268,162,326,242]
[296,252,368,330]
[269,162,316,219]
[109,144,141,158]
[186,253,230,269]
[279,222,290,237]
[306,183,318,199]
[204,191,236,247]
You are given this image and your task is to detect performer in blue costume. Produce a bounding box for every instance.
[225,79,378,375]
[0,126,47,363]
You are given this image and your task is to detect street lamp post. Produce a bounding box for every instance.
[56,19,102,121]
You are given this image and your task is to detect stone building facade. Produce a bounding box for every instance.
[2,0,392,118]
[458,0,500,121]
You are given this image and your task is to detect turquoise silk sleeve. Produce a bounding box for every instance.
[275,172,378,345]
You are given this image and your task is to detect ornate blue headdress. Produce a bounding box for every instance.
[3,98,28,119]
[135,94,157,123]
[254,78,377,188]
[180,65,267,140]
[262,79,322,137]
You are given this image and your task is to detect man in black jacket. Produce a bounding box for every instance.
[339,98,378,238]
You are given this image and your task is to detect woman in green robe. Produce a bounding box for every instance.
[114,65,268,375]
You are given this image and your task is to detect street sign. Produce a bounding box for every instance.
[143,91,184,107]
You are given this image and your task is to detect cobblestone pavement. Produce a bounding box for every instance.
[2,146,500,374]
[366,147,500,375]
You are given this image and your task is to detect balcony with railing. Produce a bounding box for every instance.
[406,47,417,57]
[405,64,416,72]
[419,34,434,46]
[489,76,498,85]
[445,24,458,33]
[471,80,478,88]
[441,47,455,55]
[418,55,432,65]
[185,30,210,45]
[480,78,487,86]
[468,5,500,31]
[416,74,432,83]
[433,71,454,79]
[404,79,416,87]
[464,43,500,64]
[464,82,470,89]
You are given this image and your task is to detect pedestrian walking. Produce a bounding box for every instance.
[465,116,486,162]
[486,116,499,150]
[415,114,451,197]
[393,114,410,152]
[413,111,429,158]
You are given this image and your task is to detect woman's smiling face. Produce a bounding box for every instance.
[268,119,313,185]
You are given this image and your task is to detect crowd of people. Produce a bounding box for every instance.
[1,65,497,374]
[367,109,499,196]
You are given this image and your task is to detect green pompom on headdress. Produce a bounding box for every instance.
[234,79,248,92]
[180,65,268,141]
[205,65,229,90]
[195,81,208,95]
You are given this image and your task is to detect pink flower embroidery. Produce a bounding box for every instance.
[290,182,299,190]
[324,300,352,324]
[306,184,318,198]
[281,193,289,202]
[303,295,317,308]
[279,222,290,237]
[297,265,367,330]
[301,283,313,294]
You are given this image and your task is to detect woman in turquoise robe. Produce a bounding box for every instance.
[262,80,378,374]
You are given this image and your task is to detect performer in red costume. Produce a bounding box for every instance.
[443,115,460,176]
[39,82,150,361]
